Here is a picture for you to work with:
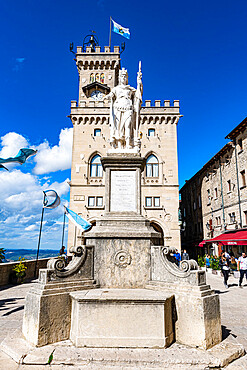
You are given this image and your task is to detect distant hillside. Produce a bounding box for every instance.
[3,249,60,262]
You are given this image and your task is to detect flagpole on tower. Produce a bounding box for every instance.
[109,16,112,48]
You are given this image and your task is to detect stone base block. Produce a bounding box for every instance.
[146,281,221,350]
[23,279,97,347]
[70,289,174,348]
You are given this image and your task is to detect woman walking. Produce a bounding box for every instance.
[219,253,230,289]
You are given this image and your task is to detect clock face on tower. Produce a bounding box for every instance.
[91,90,104,101]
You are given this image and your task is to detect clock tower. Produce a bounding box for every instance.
[76,38,121,102]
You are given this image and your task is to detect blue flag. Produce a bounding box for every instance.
[0,148,37,170]
[112,19,130,39]
[64,206,92,232]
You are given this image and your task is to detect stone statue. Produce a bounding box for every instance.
[104,63,143,151]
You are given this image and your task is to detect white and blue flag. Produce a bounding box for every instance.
[112,19,130,39]
[64,206,92,232]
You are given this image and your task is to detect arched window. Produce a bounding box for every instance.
[90,155,103,177]
[146,155,158,177]
[95,73,100,82]
[100,73,105,83]
[90,73,94,83]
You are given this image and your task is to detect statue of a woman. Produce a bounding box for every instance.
[104,65,142,150]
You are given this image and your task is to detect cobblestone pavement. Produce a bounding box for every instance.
[0,272,246,369]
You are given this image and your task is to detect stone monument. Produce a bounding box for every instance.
[22,63,221,351]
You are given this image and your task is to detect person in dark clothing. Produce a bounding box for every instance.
[219,253,230,289]
[182,249,189,260]
[172,249,181,266]
[59,246,66,256]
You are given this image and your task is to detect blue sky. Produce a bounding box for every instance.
[0,0,246,250]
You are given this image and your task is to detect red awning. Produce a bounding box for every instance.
[199,230,247,247]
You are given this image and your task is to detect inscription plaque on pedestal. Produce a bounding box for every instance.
[110,170,136,212]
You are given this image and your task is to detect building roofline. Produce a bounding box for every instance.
[225,117,247,140]
[180,142,232,192]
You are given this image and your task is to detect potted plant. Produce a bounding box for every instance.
[211,256,220,274]
[198,255,206,270]
[10,257,27,284]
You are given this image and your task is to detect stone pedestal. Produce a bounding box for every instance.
[85,215,160,288]
[83,154,161,288]
[23,245,97,346]
[147,246,222,349]
[70,289,174,348]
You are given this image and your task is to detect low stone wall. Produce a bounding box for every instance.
[0,258,50,286]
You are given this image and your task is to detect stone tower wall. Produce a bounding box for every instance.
[68,45,181,251]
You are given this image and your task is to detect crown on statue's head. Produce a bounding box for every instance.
[119,68,128,79]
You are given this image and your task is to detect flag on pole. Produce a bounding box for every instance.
[0,148,37,171]
[112,18,130,39]
[64,206,92,232]
[43,190,61,209]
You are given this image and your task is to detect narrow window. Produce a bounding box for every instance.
[96,197,103,207]
[146,155,159,177]
[229,212,236,223]
[154,197,160,207]
[148,129,155,137]
[227,180,231,192]
[90,73,94,83]
[88,197,95,207]
[100,73,105,83]
[238,138,243,151]
[145,197,152,207]
[244,210,247,225]
[214,188,218,199]
[95,73,100,82]
[241,170,246,187]
[90,155,103,177]
[94,129,101,137]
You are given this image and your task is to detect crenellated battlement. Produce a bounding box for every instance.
[144,100,180,108]
[71,99,180,109]
[77,46,120,54]
[76,46,121,71]
[70,99,181,126]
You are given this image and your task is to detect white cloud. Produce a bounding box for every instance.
[0,169,70,249]
[33,128,73,175]
[0,128,72,250]
[25,224,37,231]
[0,132,29,159]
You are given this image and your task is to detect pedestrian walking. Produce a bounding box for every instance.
[205,254,210,269]
[229,255,237,273]
[182,249,189,260]
[238,252,247,288]
[219,253,230,289]
[223,250,231,260]
[174,249,181,266]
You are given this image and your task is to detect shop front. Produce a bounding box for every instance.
[199,229,247,257]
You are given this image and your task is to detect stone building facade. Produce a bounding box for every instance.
[67,42,182,250]
[180,117,247,257]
